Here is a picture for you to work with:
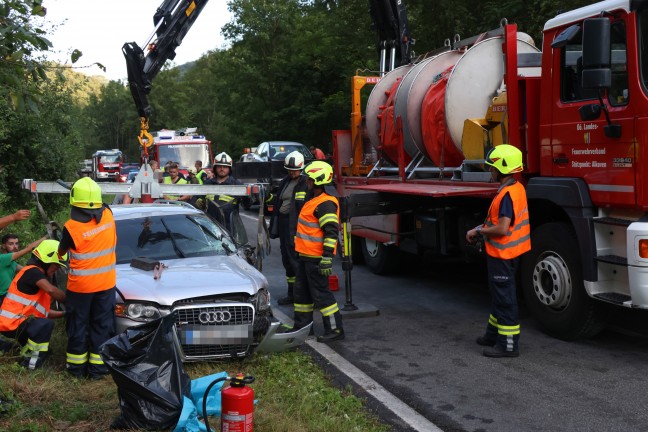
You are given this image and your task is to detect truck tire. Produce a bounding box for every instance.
[361,238,400,275]
[520,222,604,340]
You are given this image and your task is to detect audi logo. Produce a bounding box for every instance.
[198,310,232,324]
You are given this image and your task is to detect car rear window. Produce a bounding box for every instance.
[115,214,237,264]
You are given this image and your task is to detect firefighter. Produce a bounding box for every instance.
[163,162,191,201]
[58,177,117,378]
[293,161,344,342]
[194,160,208,184]
[0,240,67,370]
[466,144,531,358]
[268,151,310,305]
[204,152,247,230]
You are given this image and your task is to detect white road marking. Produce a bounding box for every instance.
[272,308,443,432]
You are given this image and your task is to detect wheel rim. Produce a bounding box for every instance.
[364,239,380,258]
[532,253,572,310]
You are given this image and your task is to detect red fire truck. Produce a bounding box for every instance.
[335,0,647,340]
[147,127,213,174]
[91,149,124,182]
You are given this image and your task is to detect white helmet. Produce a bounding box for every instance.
[214,152,233,167]
[284,151,305,170]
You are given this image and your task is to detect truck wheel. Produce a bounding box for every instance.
[361,238,400,275]
[520,222,604,340]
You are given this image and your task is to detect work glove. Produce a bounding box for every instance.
[319,256,333,276]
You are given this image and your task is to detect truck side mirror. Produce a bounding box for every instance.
[581,18,611,89]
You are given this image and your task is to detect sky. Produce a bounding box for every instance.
[41,0,232,81]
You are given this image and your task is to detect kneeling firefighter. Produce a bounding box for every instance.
[293,161,344,343]
[0,240,67,370]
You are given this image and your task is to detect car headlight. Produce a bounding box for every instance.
[115,302,162,322]
[254,289,271,312]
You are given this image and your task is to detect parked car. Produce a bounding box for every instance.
[118,164,140,183]
[237,141,314,209]
[111,203,310,361]
[240,141,313,163]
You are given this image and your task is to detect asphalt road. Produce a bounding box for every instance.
[241,209,648,432]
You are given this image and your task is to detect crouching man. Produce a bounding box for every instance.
[0,240,67,369]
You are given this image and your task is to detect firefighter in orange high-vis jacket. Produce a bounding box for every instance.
[0,240,67,370]
[293,161,344,343]
[466,144,531,358]
[58,177,117,379]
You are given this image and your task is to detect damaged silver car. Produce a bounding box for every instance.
[111,203,309,361]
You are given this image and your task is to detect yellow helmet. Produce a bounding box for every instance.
[70,177,102,209]
[304,161,333,186]
[33,239,67,268]
[485,144,523,175]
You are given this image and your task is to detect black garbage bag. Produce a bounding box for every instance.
[100,313,190,430]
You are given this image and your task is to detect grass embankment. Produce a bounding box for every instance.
[0,323,388,432]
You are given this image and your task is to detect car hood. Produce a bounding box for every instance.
[115,255,267,305]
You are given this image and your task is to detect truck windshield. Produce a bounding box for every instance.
[158,144,211,170]
[100,155,121,163]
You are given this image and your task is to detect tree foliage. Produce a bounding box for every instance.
[3,0,603,173]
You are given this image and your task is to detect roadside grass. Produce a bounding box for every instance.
[0,322,389,432]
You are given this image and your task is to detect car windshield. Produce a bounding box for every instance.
[269,144,313,161]
[100,154,121,163]
[115,213,236,264]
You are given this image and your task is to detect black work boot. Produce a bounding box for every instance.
[318,311,344,343]
[483,345,519,358]
[317,329,345,343]
[476,336,496,347]
[277,282,294,305]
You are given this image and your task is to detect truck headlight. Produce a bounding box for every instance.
[254,289,271,312]
[115,302,162,322]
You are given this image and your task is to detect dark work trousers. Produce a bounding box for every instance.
[278,213,297,292]
[66,287,116,377]
[293,258,342,332]
[486,256,520,351]
[2,318,54,369]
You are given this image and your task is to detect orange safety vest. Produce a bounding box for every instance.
[484,181,531,259]
[295,193,339,257]
[0,265,51,332]
[65,208,117,293]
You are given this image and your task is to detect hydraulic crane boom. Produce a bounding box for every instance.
[123,0,210,147]
[368,0,413,74]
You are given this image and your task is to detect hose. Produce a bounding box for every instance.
[202,376,228,432]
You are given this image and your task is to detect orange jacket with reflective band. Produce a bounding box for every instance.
[295,193,339,257]
[0,265,51,331]
[65,208,117,293]
[484,181,531,259]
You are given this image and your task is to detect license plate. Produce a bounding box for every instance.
[179,324,252,345]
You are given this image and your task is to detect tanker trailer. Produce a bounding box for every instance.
[366,33,539,172]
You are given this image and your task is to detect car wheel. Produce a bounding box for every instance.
[361,238,400,275]
[520,222,605,340]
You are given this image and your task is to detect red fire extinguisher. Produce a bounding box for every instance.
[203,374,255,432]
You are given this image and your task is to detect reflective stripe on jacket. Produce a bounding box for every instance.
[295,193,339,257]
[163,176,188,199]
[484,181,531,259]
[65,208,117,293]
[0,265,50,332]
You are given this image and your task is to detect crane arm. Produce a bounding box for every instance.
[123,0,210,121]
[368,0,413,71]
